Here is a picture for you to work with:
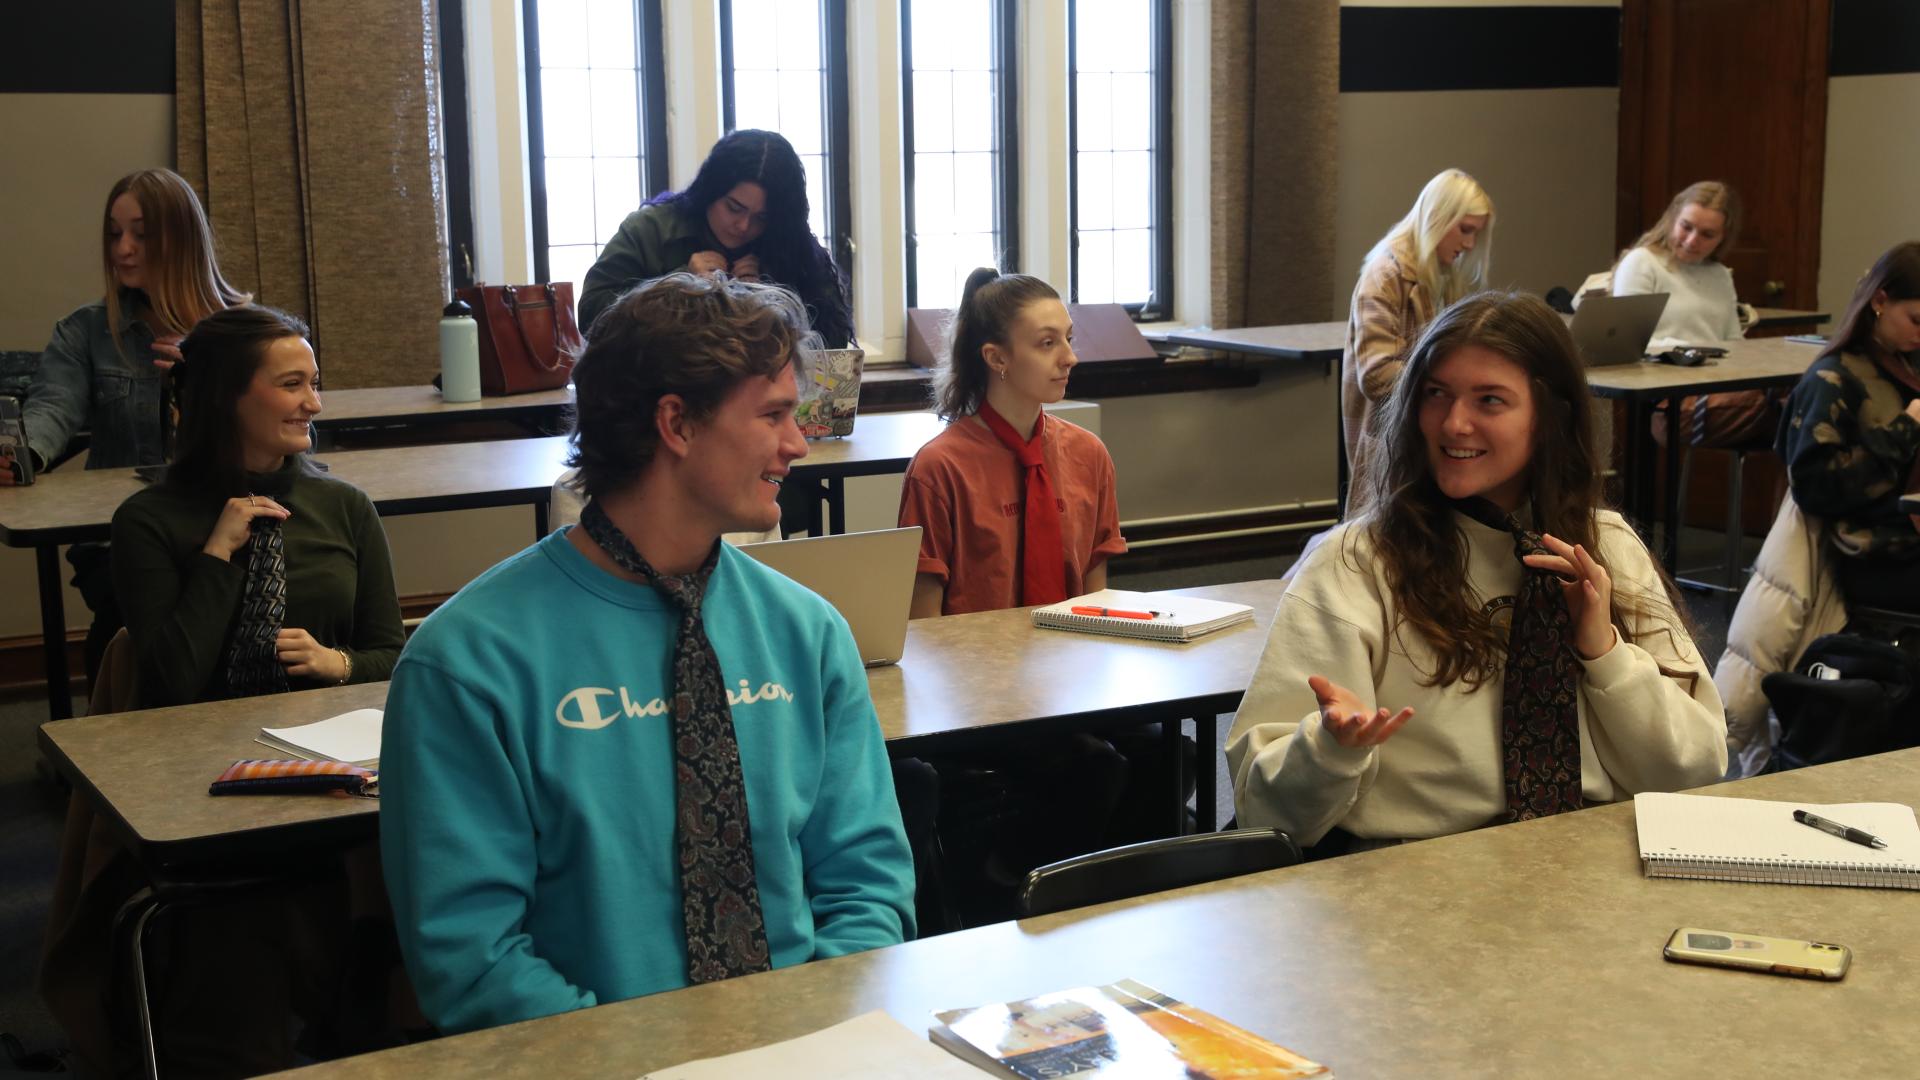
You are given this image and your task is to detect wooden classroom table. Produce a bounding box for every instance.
[1151,323,1349,506]
[1749,306,1830,331]
[310,384,575,444]
[3,413,949,721]
[1152,322,1347,364]
[1587,334,1826,570]
[36,580,1283,873]
[278,749,1920,1078]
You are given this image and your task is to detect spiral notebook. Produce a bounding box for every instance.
[1633,792,1920,890]
[1031,589,1254,643]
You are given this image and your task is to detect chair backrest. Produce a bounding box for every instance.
[87,627,135,716]
[1017,827,1302,918]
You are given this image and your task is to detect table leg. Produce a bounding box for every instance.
[827,477,847,536]
[534,500,550,541]
[1195,714,1217,833]
[1163,719,1187,836]
[804,479,826,537]
[37,544,73,721]
[1662,395,1684,571]
[1621,399,1654,544]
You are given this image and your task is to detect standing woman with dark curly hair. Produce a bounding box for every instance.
[1229,291,1725,859]
[577,129,854,346]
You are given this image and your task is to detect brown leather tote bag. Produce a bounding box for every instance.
[455,282,583,396]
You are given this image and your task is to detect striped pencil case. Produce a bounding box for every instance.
[210,759,379,798]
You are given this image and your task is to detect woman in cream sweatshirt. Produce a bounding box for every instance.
[1229,291,1727,855]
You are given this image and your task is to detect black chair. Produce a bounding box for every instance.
[1847,605,1920,652]
[1017,826,1302,918]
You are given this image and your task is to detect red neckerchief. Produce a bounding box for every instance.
[977,401,1068,605]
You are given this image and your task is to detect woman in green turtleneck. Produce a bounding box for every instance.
[110,304,403,708]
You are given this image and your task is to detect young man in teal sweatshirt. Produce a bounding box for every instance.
[380,273,915,1035]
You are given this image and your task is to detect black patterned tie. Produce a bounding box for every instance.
[1454,499,1586,821]
[579,499,771,983]
[225,515,290,697]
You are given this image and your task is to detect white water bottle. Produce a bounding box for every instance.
[440,298,481,402]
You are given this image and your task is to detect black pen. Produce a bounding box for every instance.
[1793,809,1888,850]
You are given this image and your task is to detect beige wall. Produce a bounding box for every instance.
[0,94,175,350]
[1332,87,1620,319]
[1819,73,1920,320]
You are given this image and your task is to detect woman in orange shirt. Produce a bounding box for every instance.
[897,269,1163,918]
[899,268,1126,616]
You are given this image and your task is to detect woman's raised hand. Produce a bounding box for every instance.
[1522,533,1617,661]
[1307,674,1413,748]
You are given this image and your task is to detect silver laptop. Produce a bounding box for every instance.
[737,526,920,667]
[1570,292,1669,367]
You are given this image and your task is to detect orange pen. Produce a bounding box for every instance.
[1071,605,1161,619]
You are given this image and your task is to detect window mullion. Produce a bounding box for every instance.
[521,0,551,284]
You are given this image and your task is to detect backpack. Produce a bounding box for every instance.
[1759,633,1920,772]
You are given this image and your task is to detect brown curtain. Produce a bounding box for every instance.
[1211,0,1340,329]
[177,0,448,387]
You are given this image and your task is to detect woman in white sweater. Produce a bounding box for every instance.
[1612,181,1770,446]
[1228,291,1727,856]
[1612,180,1744,345]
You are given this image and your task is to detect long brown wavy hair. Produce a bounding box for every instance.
[1351,290,1694,687]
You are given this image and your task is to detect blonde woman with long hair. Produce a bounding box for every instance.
[1342,168,1494,476]
[5,168,248,674]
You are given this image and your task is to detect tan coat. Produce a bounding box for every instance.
[1713,496,1848,776]
[1342,243,1435,477]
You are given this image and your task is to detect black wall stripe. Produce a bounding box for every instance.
[1830,0,1920,77]
[1340,6,1620,93]
[0,2,174,94]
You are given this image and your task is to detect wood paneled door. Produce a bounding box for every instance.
[1618,0,1830,308]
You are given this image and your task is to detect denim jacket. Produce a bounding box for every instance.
[24,294,167,471]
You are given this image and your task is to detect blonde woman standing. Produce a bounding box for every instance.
[1342,168,1495,479]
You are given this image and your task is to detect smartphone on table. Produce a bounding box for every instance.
[1663,928,1850,981]
[0,395,33,485]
